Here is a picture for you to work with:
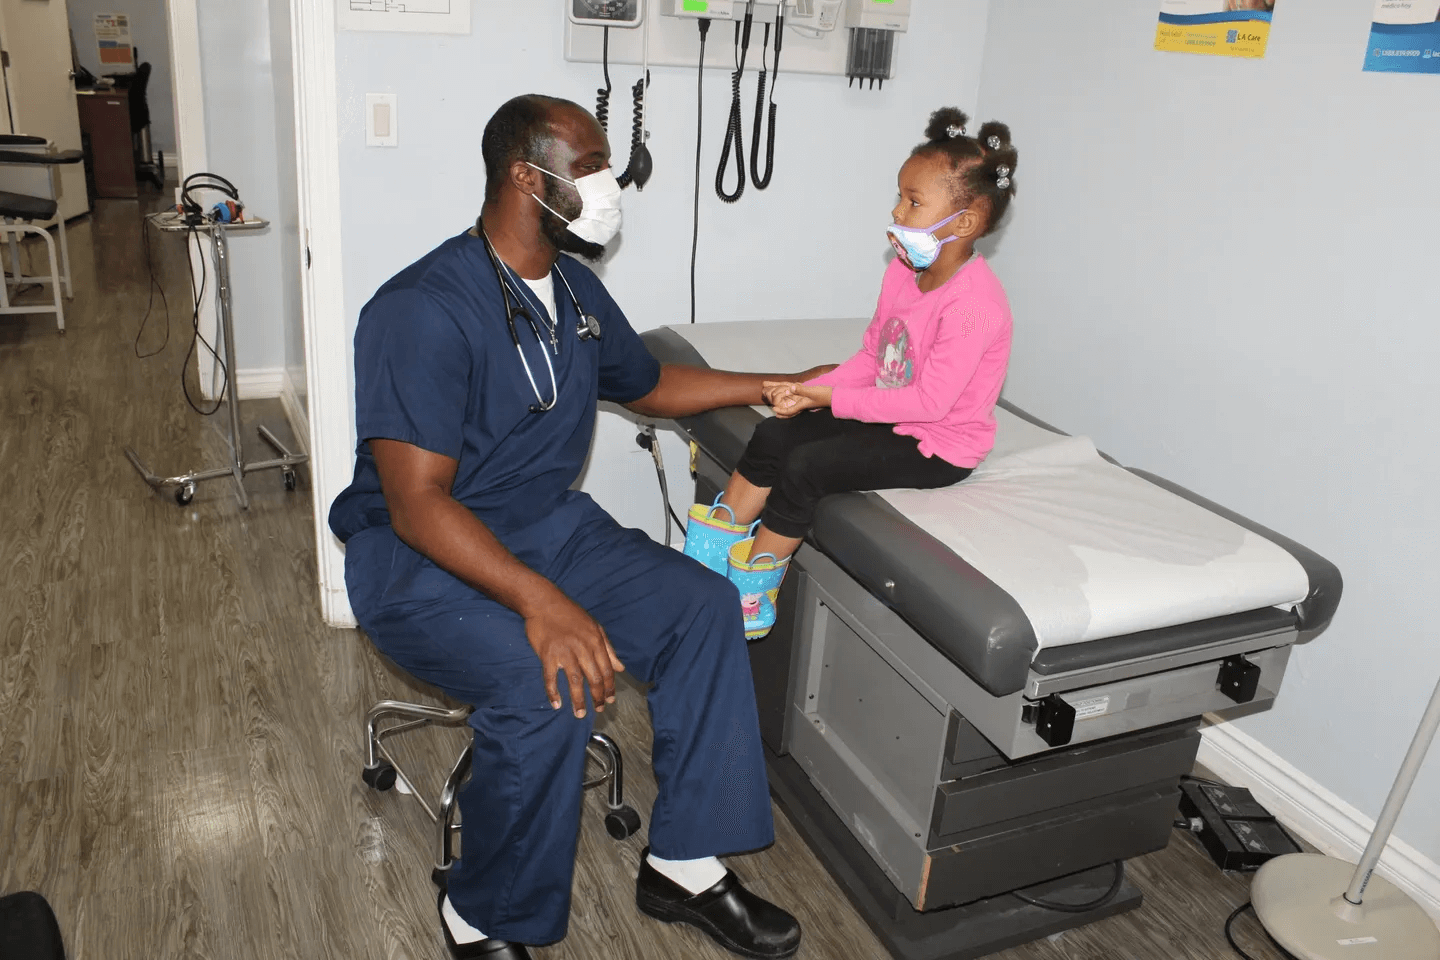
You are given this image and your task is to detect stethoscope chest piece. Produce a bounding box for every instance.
[577,314,602,341]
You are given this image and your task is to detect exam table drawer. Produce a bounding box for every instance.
[929,719,1199,841]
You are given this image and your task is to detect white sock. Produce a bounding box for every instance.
[442,895,487,944]
[647,853,728,895]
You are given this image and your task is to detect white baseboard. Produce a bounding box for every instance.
[323,584,358,628]
[279,369,311,455]
[1199,719,1440,923]
[235,367,286,400]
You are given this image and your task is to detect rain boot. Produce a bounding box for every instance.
[682,494,757,576]
[727,538,789,640]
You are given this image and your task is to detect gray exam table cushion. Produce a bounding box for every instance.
[641,324,1341,698]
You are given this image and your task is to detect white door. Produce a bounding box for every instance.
[0,0,88,220]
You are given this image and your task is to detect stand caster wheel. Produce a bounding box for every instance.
[175,483,195,506]
[604,805,642,840]
[361,761,397,791]
[282,469,297,492]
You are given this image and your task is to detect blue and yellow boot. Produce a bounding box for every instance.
[727,538,790,640]
[682,495,757,576]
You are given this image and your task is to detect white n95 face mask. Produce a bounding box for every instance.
[526,162,623,246]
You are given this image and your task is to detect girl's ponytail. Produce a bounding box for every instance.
[924,107,971,144]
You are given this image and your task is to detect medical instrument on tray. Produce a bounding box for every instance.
[478,222,602,413]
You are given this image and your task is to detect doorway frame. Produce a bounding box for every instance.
[288,0,353,627]
[164,0,353,626]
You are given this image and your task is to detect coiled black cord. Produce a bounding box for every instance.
[750,18,780,190]
[715,16,753,203]
[595,27,613,131]
[615,72,650,190]
[596,25,652,190]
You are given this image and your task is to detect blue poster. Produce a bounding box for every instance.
[1364,0,1440,73]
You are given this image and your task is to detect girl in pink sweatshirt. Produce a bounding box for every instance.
[682,107,1017,639]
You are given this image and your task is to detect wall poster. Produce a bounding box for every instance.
[93,13,134,66]
[1364,1,1440,73]
[1154,1,1276,59]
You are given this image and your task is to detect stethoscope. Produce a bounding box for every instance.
[477,219,602,414]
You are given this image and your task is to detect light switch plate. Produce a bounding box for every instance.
[365,93,398,147]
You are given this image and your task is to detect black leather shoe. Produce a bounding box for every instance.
[437,890,533,960]
[636,851,802,959]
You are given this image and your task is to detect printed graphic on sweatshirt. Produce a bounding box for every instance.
[875,316,913,388]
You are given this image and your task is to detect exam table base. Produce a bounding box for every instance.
[766,748,1143,960]
[730,499,1199,958]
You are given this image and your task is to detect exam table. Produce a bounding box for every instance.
[640,319,1342,960]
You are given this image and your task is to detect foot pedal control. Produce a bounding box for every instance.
[1178,781,1301,871]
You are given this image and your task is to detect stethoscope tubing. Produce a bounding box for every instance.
[478,221,602,414]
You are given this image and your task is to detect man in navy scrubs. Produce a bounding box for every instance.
[329,95,828,960]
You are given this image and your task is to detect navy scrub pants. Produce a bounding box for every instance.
[343,497,774,945]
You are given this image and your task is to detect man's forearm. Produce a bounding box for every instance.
[389,488,561,618]
[627,363,827,419]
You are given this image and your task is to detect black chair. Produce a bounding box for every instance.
[109,61,163,189]
[129,62,164,188]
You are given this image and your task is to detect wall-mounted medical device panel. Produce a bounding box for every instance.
[845,0,910,31]
[570,0,645,28]
[563,0,908,80]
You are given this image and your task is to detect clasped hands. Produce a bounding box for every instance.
[762,381,832,418]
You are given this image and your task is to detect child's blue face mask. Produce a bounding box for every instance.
[887,210,964,271]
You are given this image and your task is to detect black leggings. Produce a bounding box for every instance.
[735,410,973,539]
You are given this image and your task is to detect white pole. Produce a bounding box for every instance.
[1344,671,1440,904]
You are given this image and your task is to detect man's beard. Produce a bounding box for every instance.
[539,180,607,261]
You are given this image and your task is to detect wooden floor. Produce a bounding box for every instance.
[0,195,1290,960]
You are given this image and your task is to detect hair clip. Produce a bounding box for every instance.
[996,164,1012,190]
[946,123,965,139]
[987,135,1002,150]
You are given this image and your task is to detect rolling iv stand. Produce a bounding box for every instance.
[124,214,308,509]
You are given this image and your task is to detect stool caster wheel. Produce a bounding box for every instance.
[362,761,397,791]
[175,483,195,506]
[432,867,450,891]
[604,805,642,840]
[283,469,297,492]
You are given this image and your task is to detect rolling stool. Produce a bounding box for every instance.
[361,700,643,888]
